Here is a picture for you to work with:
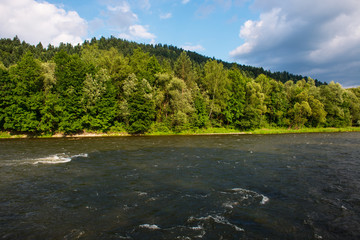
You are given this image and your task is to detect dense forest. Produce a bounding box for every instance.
[0,36,359,134]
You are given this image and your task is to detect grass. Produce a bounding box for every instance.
[1,127,360,139]
[249,127,360,135]
[0,132,11,138]
[147,126,360,136]
[147,127,242,136]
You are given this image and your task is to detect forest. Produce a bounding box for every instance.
[0,36,359,135]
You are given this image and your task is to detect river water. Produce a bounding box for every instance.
[0,132,359,239]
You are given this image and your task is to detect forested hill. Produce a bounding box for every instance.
[0,36,322,86]
[0,36,359,135]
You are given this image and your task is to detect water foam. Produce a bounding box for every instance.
[33,154,71,164]
[260,195,269,205]
[32,153,88,165]
[188,215,244,232]
[139,224,161,230]
[230,188,269,205]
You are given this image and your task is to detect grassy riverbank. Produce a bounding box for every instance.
[1,127,360,139]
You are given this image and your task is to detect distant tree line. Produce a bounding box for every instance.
[0,36,359,134]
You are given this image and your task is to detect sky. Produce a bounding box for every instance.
[0,0,360,87]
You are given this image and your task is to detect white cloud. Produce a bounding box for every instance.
[106,1,138,31]
[181,44,205,52]
[129,25,156,39]
[119,25,156,43]
[230,0,360,87]
[182,0,190,4]
[160,13,172,19]
[230,8,302,56]
[105,1,156,43]
[0,0,87,46]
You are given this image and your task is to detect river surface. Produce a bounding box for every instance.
[0,132,360,239]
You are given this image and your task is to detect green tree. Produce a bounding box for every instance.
[291,101,312,128]
[320,82,350,127]
[0,65,12,130]
[128,78,155,134]
[224,68,247,128]
[192,92,209,129]
[165,77,195,131]
[239,80,266,129]
[129,48,161,85]
[255,74,289,127]
[120,74,155,134]
[343,89,360,126]
[4,52,44,133]
[53,51,88,134]
[174,52,195,87]
[203,60,229,122]
[307,96,327,127]
[81,69,118,131]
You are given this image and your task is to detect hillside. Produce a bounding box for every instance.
[0,36,359,135]
[0,36,324,86]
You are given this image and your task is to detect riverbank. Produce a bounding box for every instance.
[1,127,360,139]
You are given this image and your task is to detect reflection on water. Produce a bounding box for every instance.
[0,133,360,239]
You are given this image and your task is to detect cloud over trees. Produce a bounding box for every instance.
[230,0,360,87]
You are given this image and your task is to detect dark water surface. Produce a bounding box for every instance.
[1,133,360,239]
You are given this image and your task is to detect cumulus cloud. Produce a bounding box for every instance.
[230,0,360,87]
[129,25,156,39]
[0,0,87,46]
[106,2,139,31]
[181,44,205,52]
[118,24,156,42]
[105,1,156,42]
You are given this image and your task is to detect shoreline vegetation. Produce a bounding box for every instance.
[1,127,360,139]
[1,37,360,137]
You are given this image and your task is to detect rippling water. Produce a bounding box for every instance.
[1,133,360,239]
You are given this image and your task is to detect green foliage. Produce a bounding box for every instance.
[53,51,88,134]
[0,37,358,136]
[203,60,229,121]
[193,92,209,128]
[121,75,155,134]
[224,68,246,127]
[2,52,44,133]
[174,52,195,87]
[320,82,351,127]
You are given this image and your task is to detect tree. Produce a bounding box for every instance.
[307,96,326,127]
[224,68,247,128]
[129,48,161,85]
[192,92,209,129]
[82,69,117,131]
[165,77,195,131]
[320,82,350,127]
[343,89,360,126]
[174,52,195,87]
[203,60,229,122]
[120,74,155,134]
[0,65,12,130]
[127,78,155,134]
[53,51,88,134]
[291,101,312,128]
[255,74,289,127]
[4,52,44,133]
[239,80,266,129]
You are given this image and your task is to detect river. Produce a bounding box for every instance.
[0,132,359,239]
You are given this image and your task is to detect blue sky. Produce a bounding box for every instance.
[44,0,256,61]
[1,0,360,87]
